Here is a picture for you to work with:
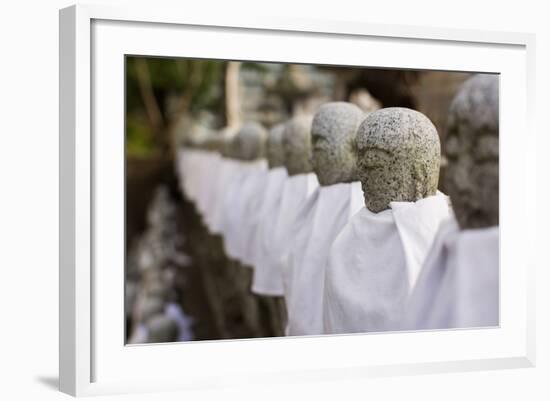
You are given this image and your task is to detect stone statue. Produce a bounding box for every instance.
[445,74,499,229]
[255,115,318,302]
[323,107,450,334]
[311,102,365,186]
[282,115,314,175]
[356,107,441,212]
[221,122,268,259]
[232,122,268,161]
[248,123,289,290]
[285,102,365,336]
[266,123,286,168]
[403,74,499,330]
[217,122,271,337]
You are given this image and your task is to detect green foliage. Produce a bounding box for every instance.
[125,56,281,157]
[125,56,227,156]
[126,115,157,157]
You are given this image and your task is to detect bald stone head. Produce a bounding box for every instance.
[446,74,499,229]
[311,102,364,186]
[282,115,314,176]
[232,122,268,161]
[267,123,286,168]
[357,107,441,213]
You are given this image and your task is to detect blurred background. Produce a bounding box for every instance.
[125,56,472,343]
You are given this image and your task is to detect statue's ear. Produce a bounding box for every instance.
[349,149,360,182]
[413,163,429,200]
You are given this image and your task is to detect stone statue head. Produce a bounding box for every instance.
[282,115,314,176]
[232,122,268,161]
[356,107,441,213]
[311,102,364,186]
[267,123,286,168]
[446,74,499,229]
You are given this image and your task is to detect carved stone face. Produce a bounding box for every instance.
[356,107,441,213]
[445,74,499,229]
[233,122,268,160]
[282,115,314,176]
[267,124,285,168]
[311,102,364,186]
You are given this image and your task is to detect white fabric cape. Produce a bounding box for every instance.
[177,148,199,202]
[247,167,288,288]
[402,217,499,330]
[285,181,364,336]
[251,172,318,296]
[201,154,225,232]
[237,167,286,266]
[222,159,268,260]
[209,158,244,235]
[323,193,450,334]
[177,148,216,209]
[196,152,222,221]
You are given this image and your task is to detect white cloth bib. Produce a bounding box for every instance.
[323,193,450,334]
[201,154,225,232]
[177,148,216,209]
[235,166,274,265]
[285,181,364,336]
[196,152,222,220]
[177,148,200,202]
[403,218,499,330]
[252,172,318,296]
[248,168,288,291]
[222,159,268,260]
[209,158,243,234]
[244,168,288,267]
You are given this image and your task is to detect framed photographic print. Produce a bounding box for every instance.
[59,3,536,397]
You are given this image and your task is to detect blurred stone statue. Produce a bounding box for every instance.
[445,74,499,229]
[220,122,268,260]
[323,107,450,334]
[283,115,315,176]
[216,122,271,336]
[255,116,319,301]
[404,74,499,330]
[284,102,366,336]
[232,123,290,336]
[247,124,288,281]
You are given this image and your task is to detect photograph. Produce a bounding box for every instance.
[124,56,499,344]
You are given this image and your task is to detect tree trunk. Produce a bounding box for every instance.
[225,61,242,129]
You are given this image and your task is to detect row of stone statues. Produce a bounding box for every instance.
[177,74,499,337]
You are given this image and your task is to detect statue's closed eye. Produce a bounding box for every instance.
[364,147,392,168]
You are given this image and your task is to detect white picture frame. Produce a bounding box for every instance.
[59,3,536,397]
